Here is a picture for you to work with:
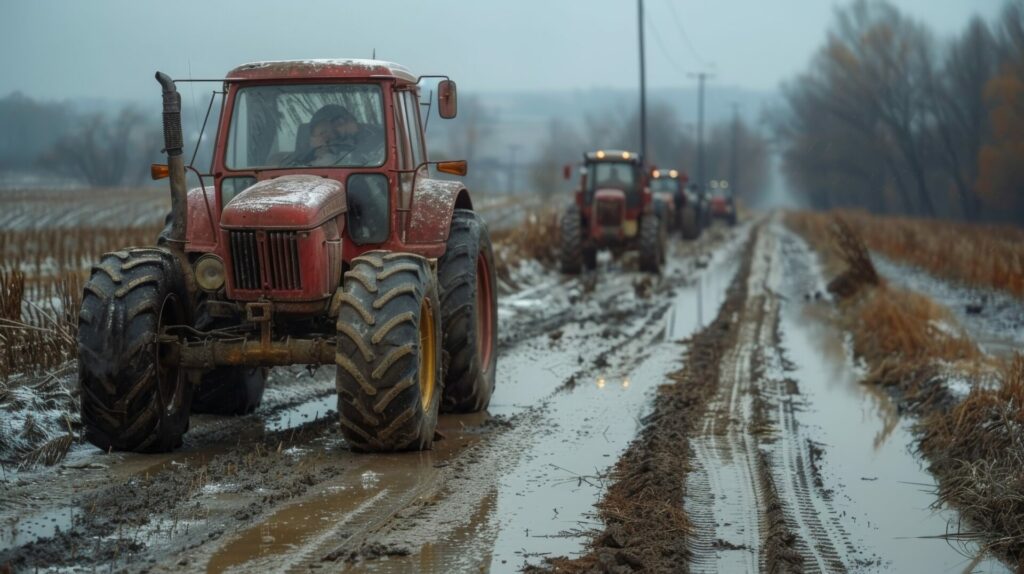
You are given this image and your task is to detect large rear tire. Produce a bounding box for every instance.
[681,206,700,240]
[191,294,267,416]
[192,367,267,416]
[78,248,192,453]
[438,210,498,413]
[638,214,664,274]
[335,252,443,452]
[559,206,584,275]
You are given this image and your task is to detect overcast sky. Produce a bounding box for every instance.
[0,0,1005,102]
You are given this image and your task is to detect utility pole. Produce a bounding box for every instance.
[638,0,647,162]
[508,144,520,194]
[730,102,739,195]
[689,72,713,193]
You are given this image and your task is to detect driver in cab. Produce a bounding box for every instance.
[290,105,383,167]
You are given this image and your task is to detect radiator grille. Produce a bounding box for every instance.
[596,200,623,227]
[267,231,301,290]
[229,231,262,290]
[229,231,302,291]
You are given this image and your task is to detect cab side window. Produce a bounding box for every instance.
[401,91,425,168]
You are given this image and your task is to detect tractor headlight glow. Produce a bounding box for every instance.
[194,254,226,292]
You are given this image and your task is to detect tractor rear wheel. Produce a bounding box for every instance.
[559,206,584,275]
[78,248,192,453]
[438,210,497,413]
[638,214,664,274]
[681,206,700,240]
[335,252,443,452]
[191,294,267,416]
[192,367,267,416]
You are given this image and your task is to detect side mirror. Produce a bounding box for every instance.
[438,80,458,119]
[562,164,572,180]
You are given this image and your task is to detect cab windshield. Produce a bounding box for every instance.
[586,161,641,207]
[225,84,386,170]
[589,162,637,191]
[650,178,679,193]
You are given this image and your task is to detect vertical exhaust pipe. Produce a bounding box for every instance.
[155,71,188,250]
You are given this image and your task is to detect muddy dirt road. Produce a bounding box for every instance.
[0,219,1011,573]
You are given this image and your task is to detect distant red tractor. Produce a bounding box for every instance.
[708,180,738,226]
[77,60,497,454]
[649,168,701,240]
[559,150,665,274]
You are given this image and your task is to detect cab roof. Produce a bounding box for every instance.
[584,150,642,164]
[228,59,418,83]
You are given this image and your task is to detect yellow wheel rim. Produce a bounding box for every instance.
[418,297,437,412]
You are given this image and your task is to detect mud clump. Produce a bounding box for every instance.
[540,230,757,573]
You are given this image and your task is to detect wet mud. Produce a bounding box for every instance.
[0,224,746,573]
[4,217,1005,573]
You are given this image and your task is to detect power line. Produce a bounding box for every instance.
[645,10,690,78]
[661,0,710,69]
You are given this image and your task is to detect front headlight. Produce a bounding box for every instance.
[194,254,226,292]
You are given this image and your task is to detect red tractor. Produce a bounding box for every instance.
[708,180,738,226]
[77,60,497,453]
[559,150,665,274]
[649,168,701,240]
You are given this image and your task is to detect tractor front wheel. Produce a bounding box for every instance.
[681,206,700,240]
[638,214,664,274]
[335,252,443,452]
[559,206,584,275]
[438,210,498,413]
[78,248,192,453]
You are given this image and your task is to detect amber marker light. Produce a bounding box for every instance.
[150,163,170,180]
[437,160,468,176]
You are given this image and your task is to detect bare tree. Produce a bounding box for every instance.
[45,107,156,187]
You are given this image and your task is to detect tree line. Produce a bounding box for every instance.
[0,93,166,187]
[772,0,1024,223]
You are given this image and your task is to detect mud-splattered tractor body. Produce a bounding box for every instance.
[650,169,701,240]
[559,150,665,274]
[77,60,498,454]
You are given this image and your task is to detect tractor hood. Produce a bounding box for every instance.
[593,188,627,202]
[220,175,347,230]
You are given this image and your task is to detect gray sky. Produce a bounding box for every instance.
[0,0,1005,102]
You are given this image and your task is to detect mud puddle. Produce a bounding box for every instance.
[775,225,1012,573]
[204,413,491,573]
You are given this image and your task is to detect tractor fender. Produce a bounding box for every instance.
[185,186,219,253]
[406,179,473,245]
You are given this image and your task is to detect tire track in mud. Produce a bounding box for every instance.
[552,222,853,574]
[547,227,759,573]
[687,224,851,573]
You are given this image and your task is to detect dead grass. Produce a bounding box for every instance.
[787,210,1024,567]
[490,208,559,285]
[826,210,1024,299]
[920,355,1024,563]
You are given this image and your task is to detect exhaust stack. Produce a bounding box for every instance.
[155,71,188,250]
